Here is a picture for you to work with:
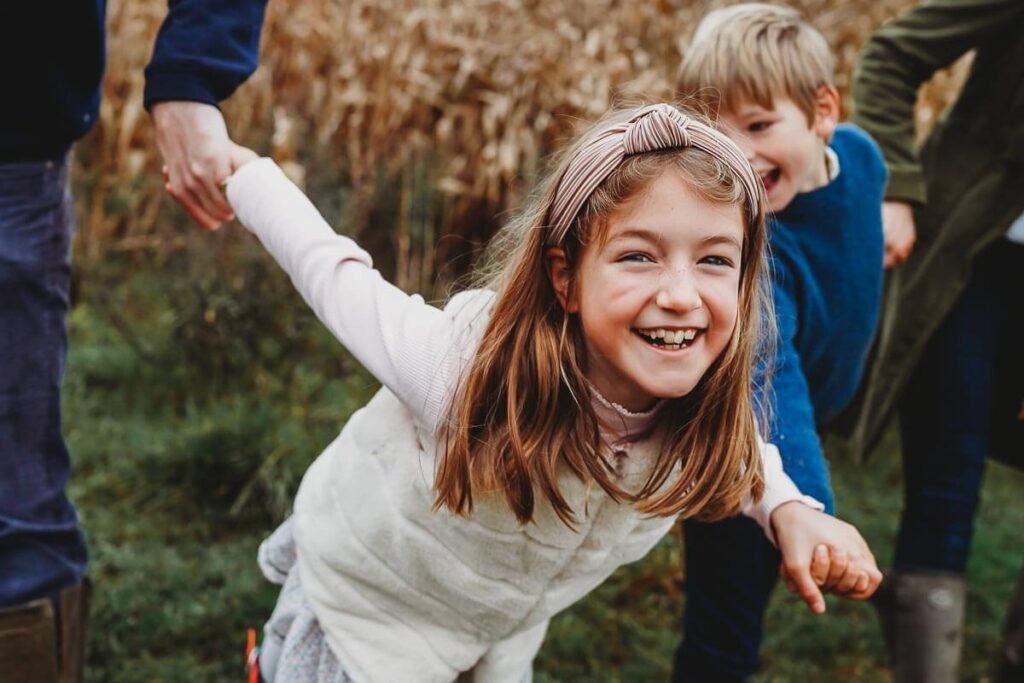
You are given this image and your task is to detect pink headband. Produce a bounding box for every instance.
[546,103,760,245]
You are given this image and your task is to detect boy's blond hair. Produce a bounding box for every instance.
[678,3,834,123]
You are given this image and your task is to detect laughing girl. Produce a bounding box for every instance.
[223,103,881,683]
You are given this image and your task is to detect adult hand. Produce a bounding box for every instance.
[771,501,883,614]
[152,101,256,231]
[882,200,917,268]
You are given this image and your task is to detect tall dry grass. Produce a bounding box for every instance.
[84,0,963,290]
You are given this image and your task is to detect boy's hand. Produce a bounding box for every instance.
[152,101,257,232]
[770,501,883,614]
[882,200,916,268]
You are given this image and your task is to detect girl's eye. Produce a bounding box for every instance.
[700,255,734,267]
[619,253,653,263]
[749,121,772,133]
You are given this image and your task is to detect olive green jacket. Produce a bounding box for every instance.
[833,0,1024,466]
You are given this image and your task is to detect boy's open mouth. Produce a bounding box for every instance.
[760,168,781,193]
[634,327,702,350]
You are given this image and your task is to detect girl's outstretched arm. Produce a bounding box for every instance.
[224,157,481,430]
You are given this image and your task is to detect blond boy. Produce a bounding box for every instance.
[672,5,887,680]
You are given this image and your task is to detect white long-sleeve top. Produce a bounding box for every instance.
[225,159,821,683]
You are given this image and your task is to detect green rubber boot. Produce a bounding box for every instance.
[875,571,966,683]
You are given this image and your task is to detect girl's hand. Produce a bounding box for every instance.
[159,142,260,231]
[770,501,882,614]
[153,101,260,231]
[230,147,260,171]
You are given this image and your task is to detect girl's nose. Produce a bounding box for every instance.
[655,270,703,312]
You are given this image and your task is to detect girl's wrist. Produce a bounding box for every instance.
[769,499,813,537]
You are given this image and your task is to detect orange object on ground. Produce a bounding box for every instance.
[246,628,259,683]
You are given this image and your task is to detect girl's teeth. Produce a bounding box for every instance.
[639,329,698,343]
[639,328,700,345]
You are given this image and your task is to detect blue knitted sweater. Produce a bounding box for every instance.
[760,124,886,511]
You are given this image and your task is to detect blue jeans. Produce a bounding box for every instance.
[0,157,87,608]
[895,238,1024,574]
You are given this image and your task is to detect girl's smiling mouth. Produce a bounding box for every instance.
[633,327,704,350]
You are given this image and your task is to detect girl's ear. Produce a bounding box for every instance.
[813,85,840,142]
[545,247,578,312]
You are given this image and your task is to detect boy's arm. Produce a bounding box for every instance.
[851,0,1024,204]
[758,284,835,512]
[145,0,270,230]
[225,159,476,430]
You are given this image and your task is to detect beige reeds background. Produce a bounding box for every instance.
[80,0,968,291]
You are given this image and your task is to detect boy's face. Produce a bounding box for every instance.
[720,89,838,212]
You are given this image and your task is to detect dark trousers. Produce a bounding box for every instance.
[0,157,87,608]
[672,516,783,682]
[896,238,1024,573]
[673,479,835,680]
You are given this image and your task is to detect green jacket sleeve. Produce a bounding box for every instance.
[851,0,1024,204]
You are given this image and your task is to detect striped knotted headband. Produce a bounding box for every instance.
[545,103,760,245]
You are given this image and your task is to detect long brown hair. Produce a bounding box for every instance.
[435,105,773,526]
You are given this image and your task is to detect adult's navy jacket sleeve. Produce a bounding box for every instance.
[758,281,835,513]
[144,0,269,108]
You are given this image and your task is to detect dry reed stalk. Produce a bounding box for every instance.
[85,0,963,288]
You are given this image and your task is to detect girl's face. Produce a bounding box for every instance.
[549,168,744,412]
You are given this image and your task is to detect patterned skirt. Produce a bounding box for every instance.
[257,518,352,683]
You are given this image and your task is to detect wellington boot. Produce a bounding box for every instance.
[0,579,89,683]
[874,571,966,683]
[58,580,90,683]
[0,598,59,683]
[996,562,1024,682]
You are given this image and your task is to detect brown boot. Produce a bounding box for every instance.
[0,598,59,683]
[0,580,89,683]
[58,580,90,683]
[875,570,966,683]
[996,562,1024,682]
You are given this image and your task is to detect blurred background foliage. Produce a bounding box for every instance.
[65,0,1018,681]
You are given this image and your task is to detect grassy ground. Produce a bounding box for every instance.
[66,241,1024,682]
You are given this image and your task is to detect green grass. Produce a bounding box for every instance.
[65,245,1023,682]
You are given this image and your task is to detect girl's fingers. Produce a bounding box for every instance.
[165,160,234,229]
[810,544,830,586]
[788,559,826,614]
